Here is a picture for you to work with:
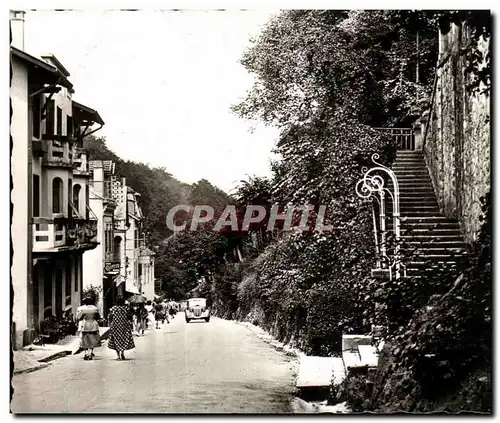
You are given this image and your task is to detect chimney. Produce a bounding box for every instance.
[10,10,25,50]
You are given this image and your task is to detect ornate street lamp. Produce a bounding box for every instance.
[355,153,406,280]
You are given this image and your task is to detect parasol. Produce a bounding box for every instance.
[128,294,146,304]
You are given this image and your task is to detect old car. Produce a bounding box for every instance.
[185,298,210,323]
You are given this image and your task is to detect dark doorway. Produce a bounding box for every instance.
[55,266,63,317]
[43,265,52,318]
[32,263,40,330]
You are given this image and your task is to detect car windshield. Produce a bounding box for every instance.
[188,299,206,308]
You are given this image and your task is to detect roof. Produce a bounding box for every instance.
[88,160,115,174]
[41,54,70,77]
[72,100,105,126]
[10,46,73,90]
[139,248,155,257]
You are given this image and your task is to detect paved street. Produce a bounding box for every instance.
[11,314,297,413]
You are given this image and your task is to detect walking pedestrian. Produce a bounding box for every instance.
[107,295,135,360]
[154,301,165,329]
[169,300,176,320]
[145,300,155,330]
[162,299,170,324]
[76,296,100,361]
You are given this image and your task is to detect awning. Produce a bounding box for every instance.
[125,279,140,295]
[72,100,105,126]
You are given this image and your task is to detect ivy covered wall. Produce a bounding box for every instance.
[424,23,490,243]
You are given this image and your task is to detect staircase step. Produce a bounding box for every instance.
[400,228,463,233]
[402,216,457,222]
[401,247,468,255]
[407,260,462,268]
[389,177,432,182]
[401,212,443,217]
[398,233,462,240]
[401,235,460,243]
[394,180,433,185]
[403,240,466,247]
[399,197,437,201]
[399,199,438,205]
[394,158,426,163]
[399,206,440,211]
[393,173,432,178]
[388,191,436,196]
[395,221,460,228]
[387,209,441,215]
[399,202,438,208]
[397,228,462,235]
[394,162,426,166]
[389,180,433,185]
[396,221,460,226]
[392,165,428,169]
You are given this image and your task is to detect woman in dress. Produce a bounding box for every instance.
[107,295,135,360]
[76,296,100,361]
[145,300,155,330]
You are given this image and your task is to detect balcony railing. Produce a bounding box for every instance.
[72,147,89,175]
[33,217,98,252]
[33,218,66,250]
[42,140,73,168]
[374,128,415,151]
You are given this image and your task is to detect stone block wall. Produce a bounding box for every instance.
[423,24,490,243]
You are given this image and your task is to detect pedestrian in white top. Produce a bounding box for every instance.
[145,300,155,330]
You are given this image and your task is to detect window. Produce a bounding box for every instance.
[113,236,121,262]
[32,96,41,139]
[46,99,55,136]
[73,184,81,216]
[56,107,62,136]
[33,174,40,217]
[107,224,113,255]
[67,178,72,217]
[66,115,73,138]
[52,177,63,214]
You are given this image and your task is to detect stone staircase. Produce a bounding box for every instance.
[386,150,469,277]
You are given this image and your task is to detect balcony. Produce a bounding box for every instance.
[33,217,98,253]
[72,147,90,176]
[41,140,73,169]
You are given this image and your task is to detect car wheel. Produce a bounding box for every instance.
[185,318,190,323]
[205,317,210,322]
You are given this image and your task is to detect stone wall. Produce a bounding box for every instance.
[423,24,490,243]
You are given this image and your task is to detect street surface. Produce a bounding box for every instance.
[11,314,297,413]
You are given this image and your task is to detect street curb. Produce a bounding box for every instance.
[38,350,70,363]
[13,362,49,376]
[13,351,69,376]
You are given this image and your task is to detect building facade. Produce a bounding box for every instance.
[139,247,156,301]
[124,188,144,296]
[82,160,119,318]
[10,10,104,348]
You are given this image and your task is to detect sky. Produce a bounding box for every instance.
[23,9,280,193]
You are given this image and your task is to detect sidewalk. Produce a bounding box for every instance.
[13,326,110,375]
